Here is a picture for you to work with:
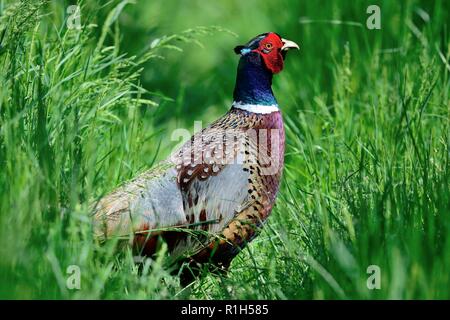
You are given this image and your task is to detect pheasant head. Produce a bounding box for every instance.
[233,32,299,106]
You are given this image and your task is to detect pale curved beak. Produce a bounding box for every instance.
[281,38,300,51]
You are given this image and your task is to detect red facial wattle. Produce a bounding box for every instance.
[253,33,285,74]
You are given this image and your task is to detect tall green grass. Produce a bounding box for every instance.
[0,0,449,299]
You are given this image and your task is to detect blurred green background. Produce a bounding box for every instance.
[0,0,449,299]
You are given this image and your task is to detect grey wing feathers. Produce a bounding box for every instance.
[92,160,185,240]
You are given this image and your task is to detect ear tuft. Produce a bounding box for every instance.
[234,45,245,55]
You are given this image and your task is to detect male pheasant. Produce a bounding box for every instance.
[93,32,299,284]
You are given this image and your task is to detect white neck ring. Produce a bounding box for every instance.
[232,101,279,114]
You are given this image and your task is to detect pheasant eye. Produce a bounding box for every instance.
[265,43,273,50]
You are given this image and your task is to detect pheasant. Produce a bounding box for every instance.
[93,32,299,284]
